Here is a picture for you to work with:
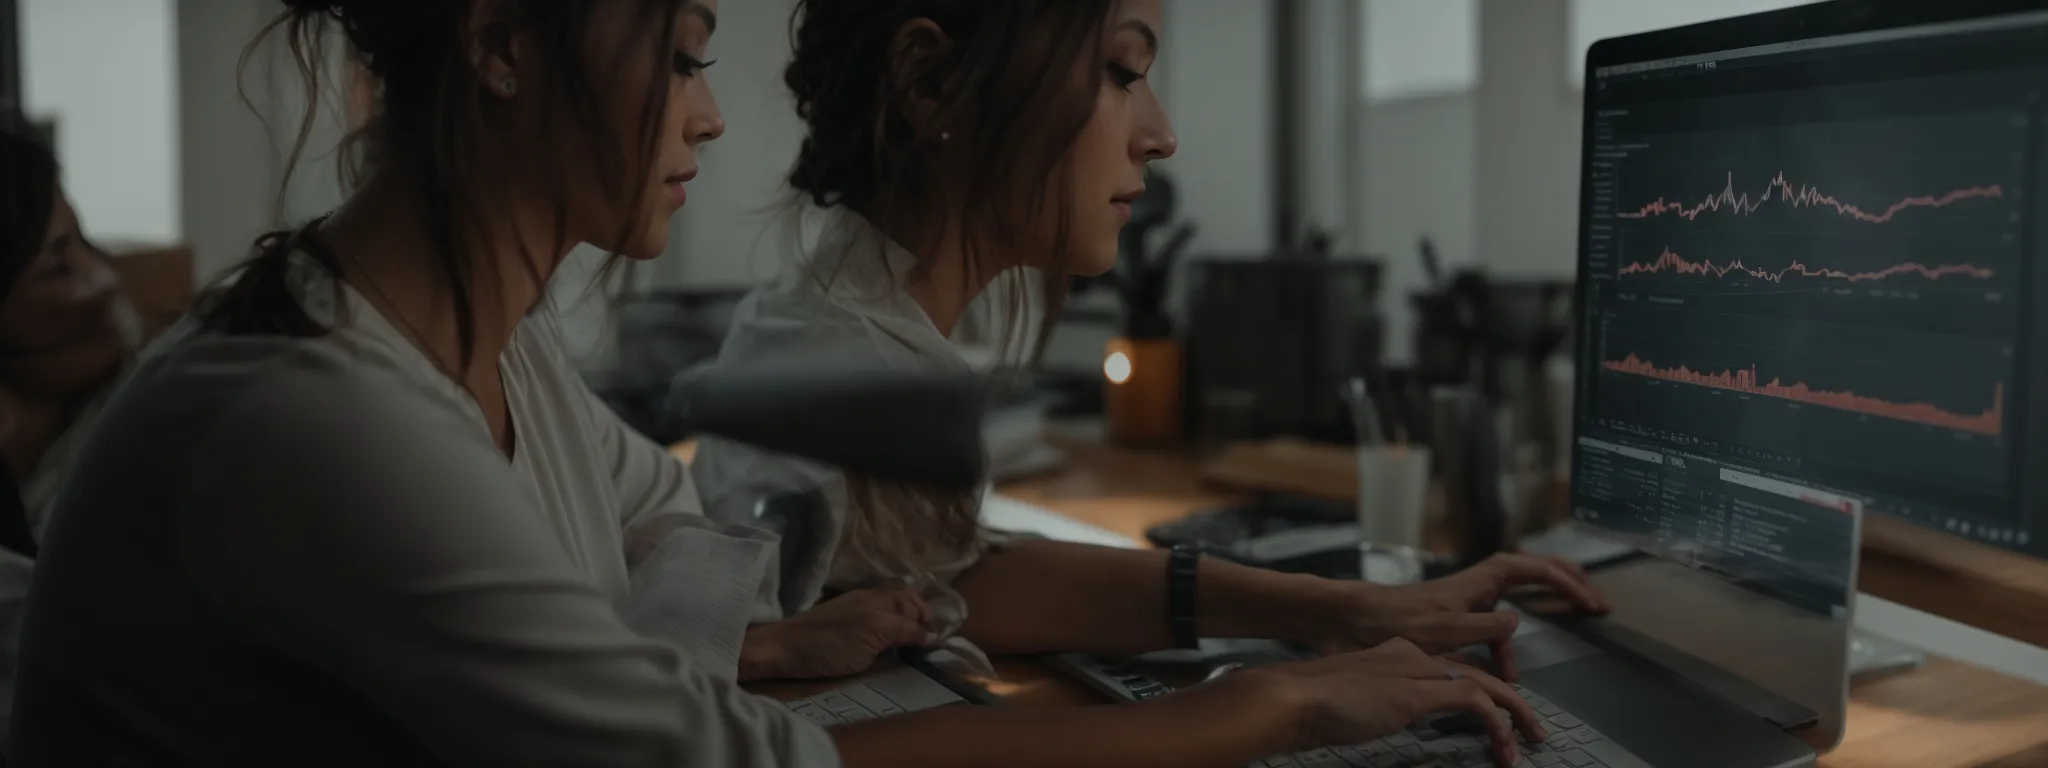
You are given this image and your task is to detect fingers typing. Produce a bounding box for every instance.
[1410,679,1520,767]
[1440,658,1544,742]
[1499,554,1609,613]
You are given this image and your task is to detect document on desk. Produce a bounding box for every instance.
[980,493,1140,549]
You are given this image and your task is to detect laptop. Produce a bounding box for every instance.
[1055,479,1862,768]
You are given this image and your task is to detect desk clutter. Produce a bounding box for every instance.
[1191,432,1567,572]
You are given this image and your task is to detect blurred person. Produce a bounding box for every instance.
[0,130,139,545]
[8,1,1557,767]
[692,0,1611,687]
[0,127,141,752]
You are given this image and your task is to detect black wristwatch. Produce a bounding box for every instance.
[1167,546,1201,649]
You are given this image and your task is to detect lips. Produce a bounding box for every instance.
[664,170,698,206]
[1110,187,1145,220]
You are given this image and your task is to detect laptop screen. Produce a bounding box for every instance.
[1572,7,2048,620]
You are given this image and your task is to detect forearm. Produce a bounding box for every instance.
[737,624,783,682]
[952,539,1335,655]
[832,674,1298,768]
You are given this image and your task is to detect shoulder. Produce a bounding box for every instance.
[721,286,888,366]
[112,331,486,480]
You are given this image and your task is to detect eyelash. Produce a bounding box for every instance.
[1107,62,1144,91]
[673,52,716,78]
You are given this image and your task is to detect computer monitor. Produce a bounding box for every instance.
[1571,0,2048,602]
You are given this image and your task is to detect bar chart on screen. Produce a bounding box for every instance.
[1589,303,2013,491]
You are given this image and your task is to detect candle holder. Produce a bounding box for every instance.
[1104,331,1181,445]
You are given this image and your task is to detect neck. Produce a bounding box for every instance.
[319,169,565,379]
[886,216,1005,338]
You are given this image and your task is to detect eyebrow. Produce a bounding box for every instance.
[684,2,716,34]
[1116,20,1158,54]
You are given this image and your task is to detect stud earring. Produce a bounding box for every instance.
[939,130,951,142]
[499,78,518,96]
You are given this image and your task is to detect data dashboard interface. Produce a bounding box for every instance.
[1574,8,2048,610]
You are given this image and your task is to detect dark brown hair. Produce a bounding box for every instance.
[195,0,684,373]
[0,129,58,302]
[782,0,1115,579]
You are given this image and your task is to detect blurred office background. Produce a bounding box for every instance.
[11,0,1828,367]
[14,0,2046,679]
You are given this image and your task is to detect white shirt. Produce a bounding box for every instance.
[10,254,838,767]
[691,212,998,665]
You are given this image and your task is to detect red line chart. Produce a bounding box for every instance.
[1602,353,2004,437]
[1618,247,1997,283]
[1617,172,2005,223]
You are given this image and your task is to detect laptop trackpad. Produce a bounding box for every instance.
[1524,654,1813,768]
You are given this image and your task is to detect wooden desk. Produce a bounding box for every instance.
[980,434,2048,768]
[699,433,2048,767]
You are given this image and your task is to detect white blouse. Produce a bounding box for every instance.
[691,211,1001,673]
[9,254,838,767]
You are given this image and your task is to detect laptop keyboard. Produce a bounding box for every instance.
[785,683,904,727]
[781,664,968,727]
[1253,684,1648,768]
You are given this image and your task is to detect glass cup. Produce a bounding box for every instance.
[1356,444,1433,585]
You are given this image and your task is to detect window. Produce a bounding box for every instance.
[21,0,180,243]
[1363,0,1478,103]
[1568,0,1824,86]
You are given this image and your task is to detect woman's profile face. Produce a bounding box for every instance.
[1058,0,1176,276]
[0,192,127,399]
[574,0,726,260]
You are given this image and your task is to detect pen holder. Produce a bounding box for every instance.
[1104,336,1182,446]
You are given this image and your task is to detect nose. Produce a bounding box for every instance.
[1136,127,1177,162]
[691,112,726,146]
[687,81,726,147]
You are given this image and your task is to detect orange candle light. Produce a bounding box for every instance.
[1104,336,1182,445]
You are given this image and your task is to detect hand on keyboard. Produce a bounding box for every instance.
[1306,553,1610,681]
[1246,639,1546,767]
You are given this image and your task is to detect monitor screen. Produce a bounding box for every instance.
[1572,6,2048,609]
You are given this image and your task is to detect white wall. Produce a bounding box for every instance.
[21,0,181,247]
[1365,0,1477,103]
[178,0,290,282]
[1474,0,1580,278]
[1154,0,1275,256]
[1356,94,1477,363]
[665,0,805,290]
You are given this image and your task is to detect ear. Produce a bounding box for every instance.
[467,0,526,98]
[887,18,954,133]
